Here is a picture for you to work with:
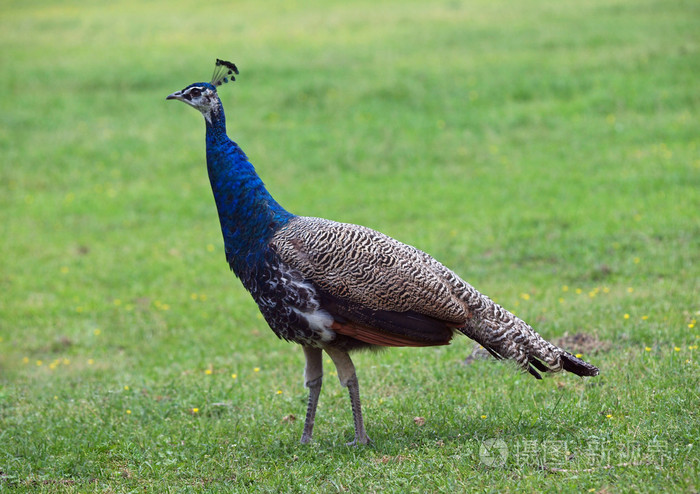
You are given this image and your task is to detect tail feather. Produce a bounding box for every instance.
[459,296,600,379]
[560,351,600,377]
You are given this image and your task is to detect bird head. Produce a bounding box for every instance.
[167,59,239,124]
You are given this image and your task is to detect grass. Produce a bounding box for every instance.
[1,0,698,491]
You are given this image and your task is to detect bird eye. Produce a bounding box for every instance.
[189,88,201,97]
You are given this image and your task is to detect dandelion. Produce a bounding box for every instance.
[624,314,630,320]
[642,315,649,320]
[231,373,237,379]
[88,359,94,365]
[276,390,283,395]
[480,414,487,419]
[627,287,634,293]
[62,358,70,365]
[689,323,696,329]
[126,410,132,415]
[94,328,101,336]
[603,287,610,293]
[254,367,260,373]
[558,297,565,304]
[606,414,613,419]
[575,353,583,358]
[645,347,652,352]
[575,288,582,294]
[633,257,640,264]
[124,385,130,391]
[674,347,681,352]
[520,293,530,301]
[205,369,213,375]
[22,357,29,364]
[192,407,199,413]
[36,360,43,366]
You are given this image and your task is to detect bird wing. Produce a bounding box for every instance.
[271,216,470,346]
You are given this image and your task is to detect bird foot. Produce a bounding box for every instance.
[345,434,372,447]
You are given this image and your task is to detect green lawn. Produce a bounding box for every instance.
[1,0,698,491]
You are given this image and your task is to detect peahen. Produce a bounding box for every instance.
[166,59,599,445]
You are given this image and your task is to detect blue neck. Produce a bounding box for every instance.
[204,100,294,277]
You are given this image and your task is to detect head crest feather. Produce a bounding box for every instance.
[211,59,239,87]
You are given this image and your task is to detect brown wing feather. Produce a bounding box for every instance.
[331,321,452,347]
[271,216,469,324]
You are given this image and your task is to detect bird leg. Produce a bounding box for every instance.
[300,346,323,444]
[324,346,371,446]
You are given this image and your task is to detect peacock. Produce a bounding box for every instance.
[166,59,599,445]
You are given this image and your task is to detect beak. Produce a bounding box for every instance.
[166,91,182,101]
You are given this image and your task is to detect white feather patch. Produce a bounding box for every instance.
[292,307,335,342]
